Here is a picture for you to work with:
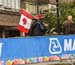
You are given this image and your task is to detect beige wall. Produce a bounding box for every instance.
[39,5,49,11]
[49,0,75,4]
[25,2,49,15]
[0,12,20,26]
[25,2,36,15]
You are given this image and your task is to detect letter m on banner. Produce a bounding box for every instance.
[18,9,32,34]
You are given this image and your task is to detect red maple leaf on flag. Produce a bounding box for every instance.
[18,9,32,33]
[23,18,27,25]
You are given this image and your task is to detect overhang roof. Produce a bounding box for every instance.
[25,0,75,4]
[0,10,20,27]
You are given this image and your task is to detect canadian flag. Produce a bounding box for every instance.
[18,9,32,33]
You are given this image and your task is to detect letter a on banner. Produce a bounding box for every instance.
[18,9,32,34]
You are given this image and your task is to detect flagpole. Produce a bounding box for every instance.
[36,0,39,14]
[20,32,25,37]
[23,32,25,37]
[56,0,61,35]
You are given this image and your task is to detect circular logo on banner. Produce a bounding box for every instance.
[49,38,62,54]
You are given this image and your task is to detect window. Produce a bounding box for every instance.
[0,0,2,5]
[11,0,16,9]
[15,0,20,9]
[1,0,20,11]
[7,0,11,8]
[3,0,8,7]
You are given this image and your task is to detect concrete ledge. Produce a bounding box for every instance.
[16,60,73,65]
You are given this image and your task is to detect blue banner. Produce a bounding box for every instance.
[0,35,75,65]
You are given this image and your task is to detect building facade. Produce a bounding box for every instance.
[25,2,49,15]
[49,0,75,4]
[0,0,25,38]
[25,0,75,15]
[0,0,74,38]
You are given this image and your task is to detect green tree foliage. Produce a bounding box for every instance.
[44,12,57,30]
[59,2,75,23]
[44,2,75,32]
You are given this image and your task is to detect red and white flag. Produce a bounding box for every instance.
[18,9,32,33]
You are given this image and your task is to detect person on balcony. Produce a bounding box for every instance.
[29,14,48,36]
[63,15,75,35]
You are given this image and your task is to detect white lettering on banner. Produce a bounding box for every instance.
[72,39,75,50]
[64,39,75,51]
[49,38,75,55]
[49,38,62,54]
[0,43,3,57]
[64,39,72,51]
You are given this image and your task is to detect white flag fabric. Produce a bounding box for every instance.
[18,9,32,33]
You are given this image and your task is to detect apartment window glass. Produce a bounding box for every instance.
[0,0,2,5]
[11,0,16,9]
[2,0,20,10]
[7,0,11,8]
[15,0,20,9]
[3,0,8,7]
